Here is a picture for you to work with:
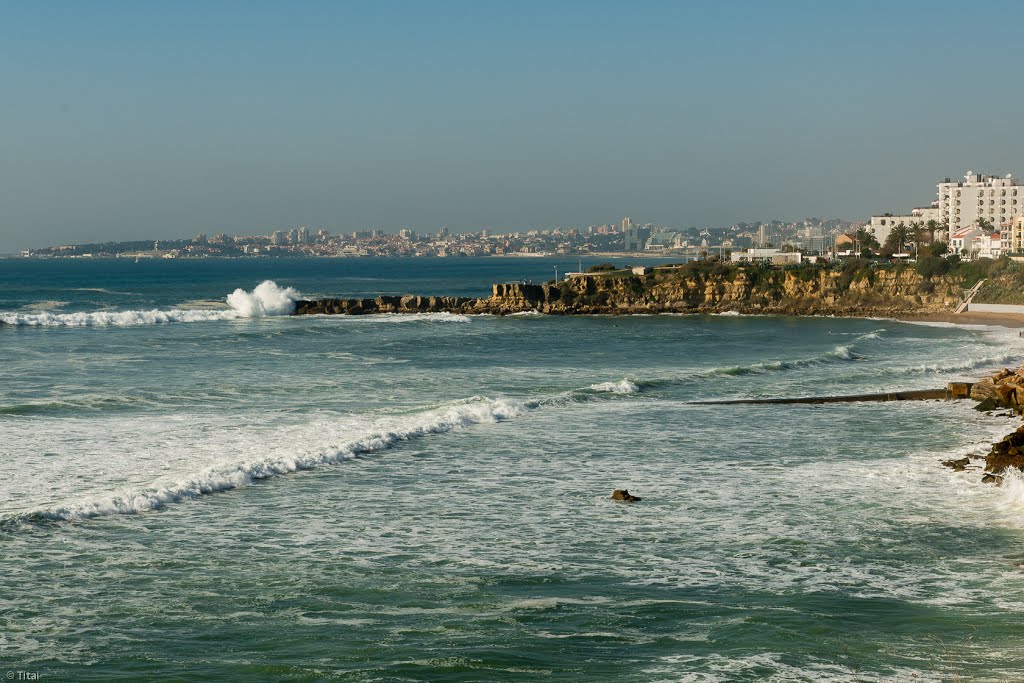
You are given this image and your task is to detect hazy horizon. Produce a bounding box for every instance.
[2,0,1022,253]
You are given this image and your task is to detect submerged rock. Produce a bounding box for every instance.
[611,489,642,502]
[942,457,971,472]
[982,473,1004,485]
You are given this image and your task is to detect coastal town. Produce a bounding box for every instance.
[19,170,1024,265]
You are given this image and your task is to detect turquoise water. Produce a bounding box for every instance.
[4,258,1024,681]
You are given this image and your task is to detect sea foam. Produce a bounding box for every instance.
[0,280,298,327]
[13,395,532,523]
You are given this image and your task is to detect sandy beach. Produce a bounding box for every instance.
[899,311,1024,328]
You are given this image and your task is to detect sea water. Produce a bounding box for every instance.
[3,257,1024,681]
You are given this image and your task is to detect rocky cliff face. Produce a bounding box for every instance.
[293,265,964,317]
[481,267,962,316]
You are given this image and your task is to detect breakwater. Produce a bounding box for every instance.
[695,386,964,406]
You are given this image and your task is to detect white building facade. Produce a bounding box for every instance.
[730,248,801,265]
[938,172,1023,240]
[972,232,1003,259]
[868,206,941,247]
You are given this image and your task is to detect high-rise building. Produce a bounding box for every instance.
[437,226,448,238]
[271,231,285,245]
[938,171,1022,239]
[297,227,310,244]
[621,217,632,233]
[624,226,651,252]
[399,228,416,240]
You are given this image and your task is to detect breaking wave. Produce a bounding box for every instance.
[588,379,641,394]
[4,374,650,526]
[12,396,532,524]
[0,281,298,327]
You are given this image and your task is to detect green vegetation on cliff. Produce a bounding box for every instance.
[972,258,1024,304]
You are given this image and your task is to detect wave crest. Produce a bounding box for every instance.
[589,379,640,394]
[226,280,298,317]
[0,281,298,327]
[8,396,532,525]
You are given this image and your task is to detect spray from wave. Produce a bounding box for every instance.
[0,281,298,327]
[225,281,298,317]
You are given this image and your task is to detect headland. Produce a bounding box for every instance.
[293,260,969,319]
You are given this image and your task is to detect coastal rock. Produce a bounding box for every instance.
[982,473,1004,485]
[974,397,1000,412]
[984,425,1024,474]
[293,263,968,318]
[942,457,971,472]
[611,489,642,502]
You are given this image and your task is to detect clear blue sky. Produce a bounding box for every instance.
[1,0,1021,251]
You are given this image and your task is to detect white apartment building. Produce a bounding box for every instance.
[868,206,941,247]
[1010,215,1024,254]
[938,171,1023,239]
[972,231,1003,259]
[949,227,982,257]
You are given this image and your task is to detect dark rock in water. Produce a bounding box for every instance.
[974,397,999,412]
[942,457,971,472]
[611,489,641,502]
[984,425,1024,474]
[982,473,1004,485]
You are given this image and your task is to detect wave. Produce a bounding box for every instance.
[347,312,472,324]
[706,345,863,378]
[3,373,658,526]
[588,379,640,394]
[8,395,533,525]
[830,345,863,361]
[0,281,297,327]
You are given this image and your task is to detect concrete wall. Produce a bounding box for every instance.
[967,303,1024,314]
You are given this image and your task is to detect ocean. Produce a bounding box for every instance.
[3,257,1024,682]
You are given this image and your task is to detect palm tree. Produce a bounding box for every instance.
[854,227,879,254]
[885,222,911,254]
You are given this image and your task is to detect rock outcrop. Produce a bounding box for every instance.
[966,366,1024,481]
[293,295,477,316]
[293,263,965,318]
[611,489,642,502]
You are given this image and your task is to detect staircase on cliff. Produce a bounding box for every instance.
[955,279,987,314]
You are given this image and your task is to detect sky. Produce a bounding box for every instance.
[1,0,1022,252]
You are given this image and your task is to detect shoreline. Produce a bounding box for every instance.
[894,311,1024,329]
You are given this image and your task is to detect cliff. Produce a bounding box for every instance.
[293,263,965,317]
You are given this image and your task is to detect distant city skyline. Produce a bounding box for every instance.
[1,0,1022,253]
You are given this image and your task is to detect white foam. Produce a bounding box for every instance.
[830,345,862,360]
[0,280,298,327]
[994,468,1024,509]
[225,280,298,317]
[18,395,531,523]
[589,379,640,394]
